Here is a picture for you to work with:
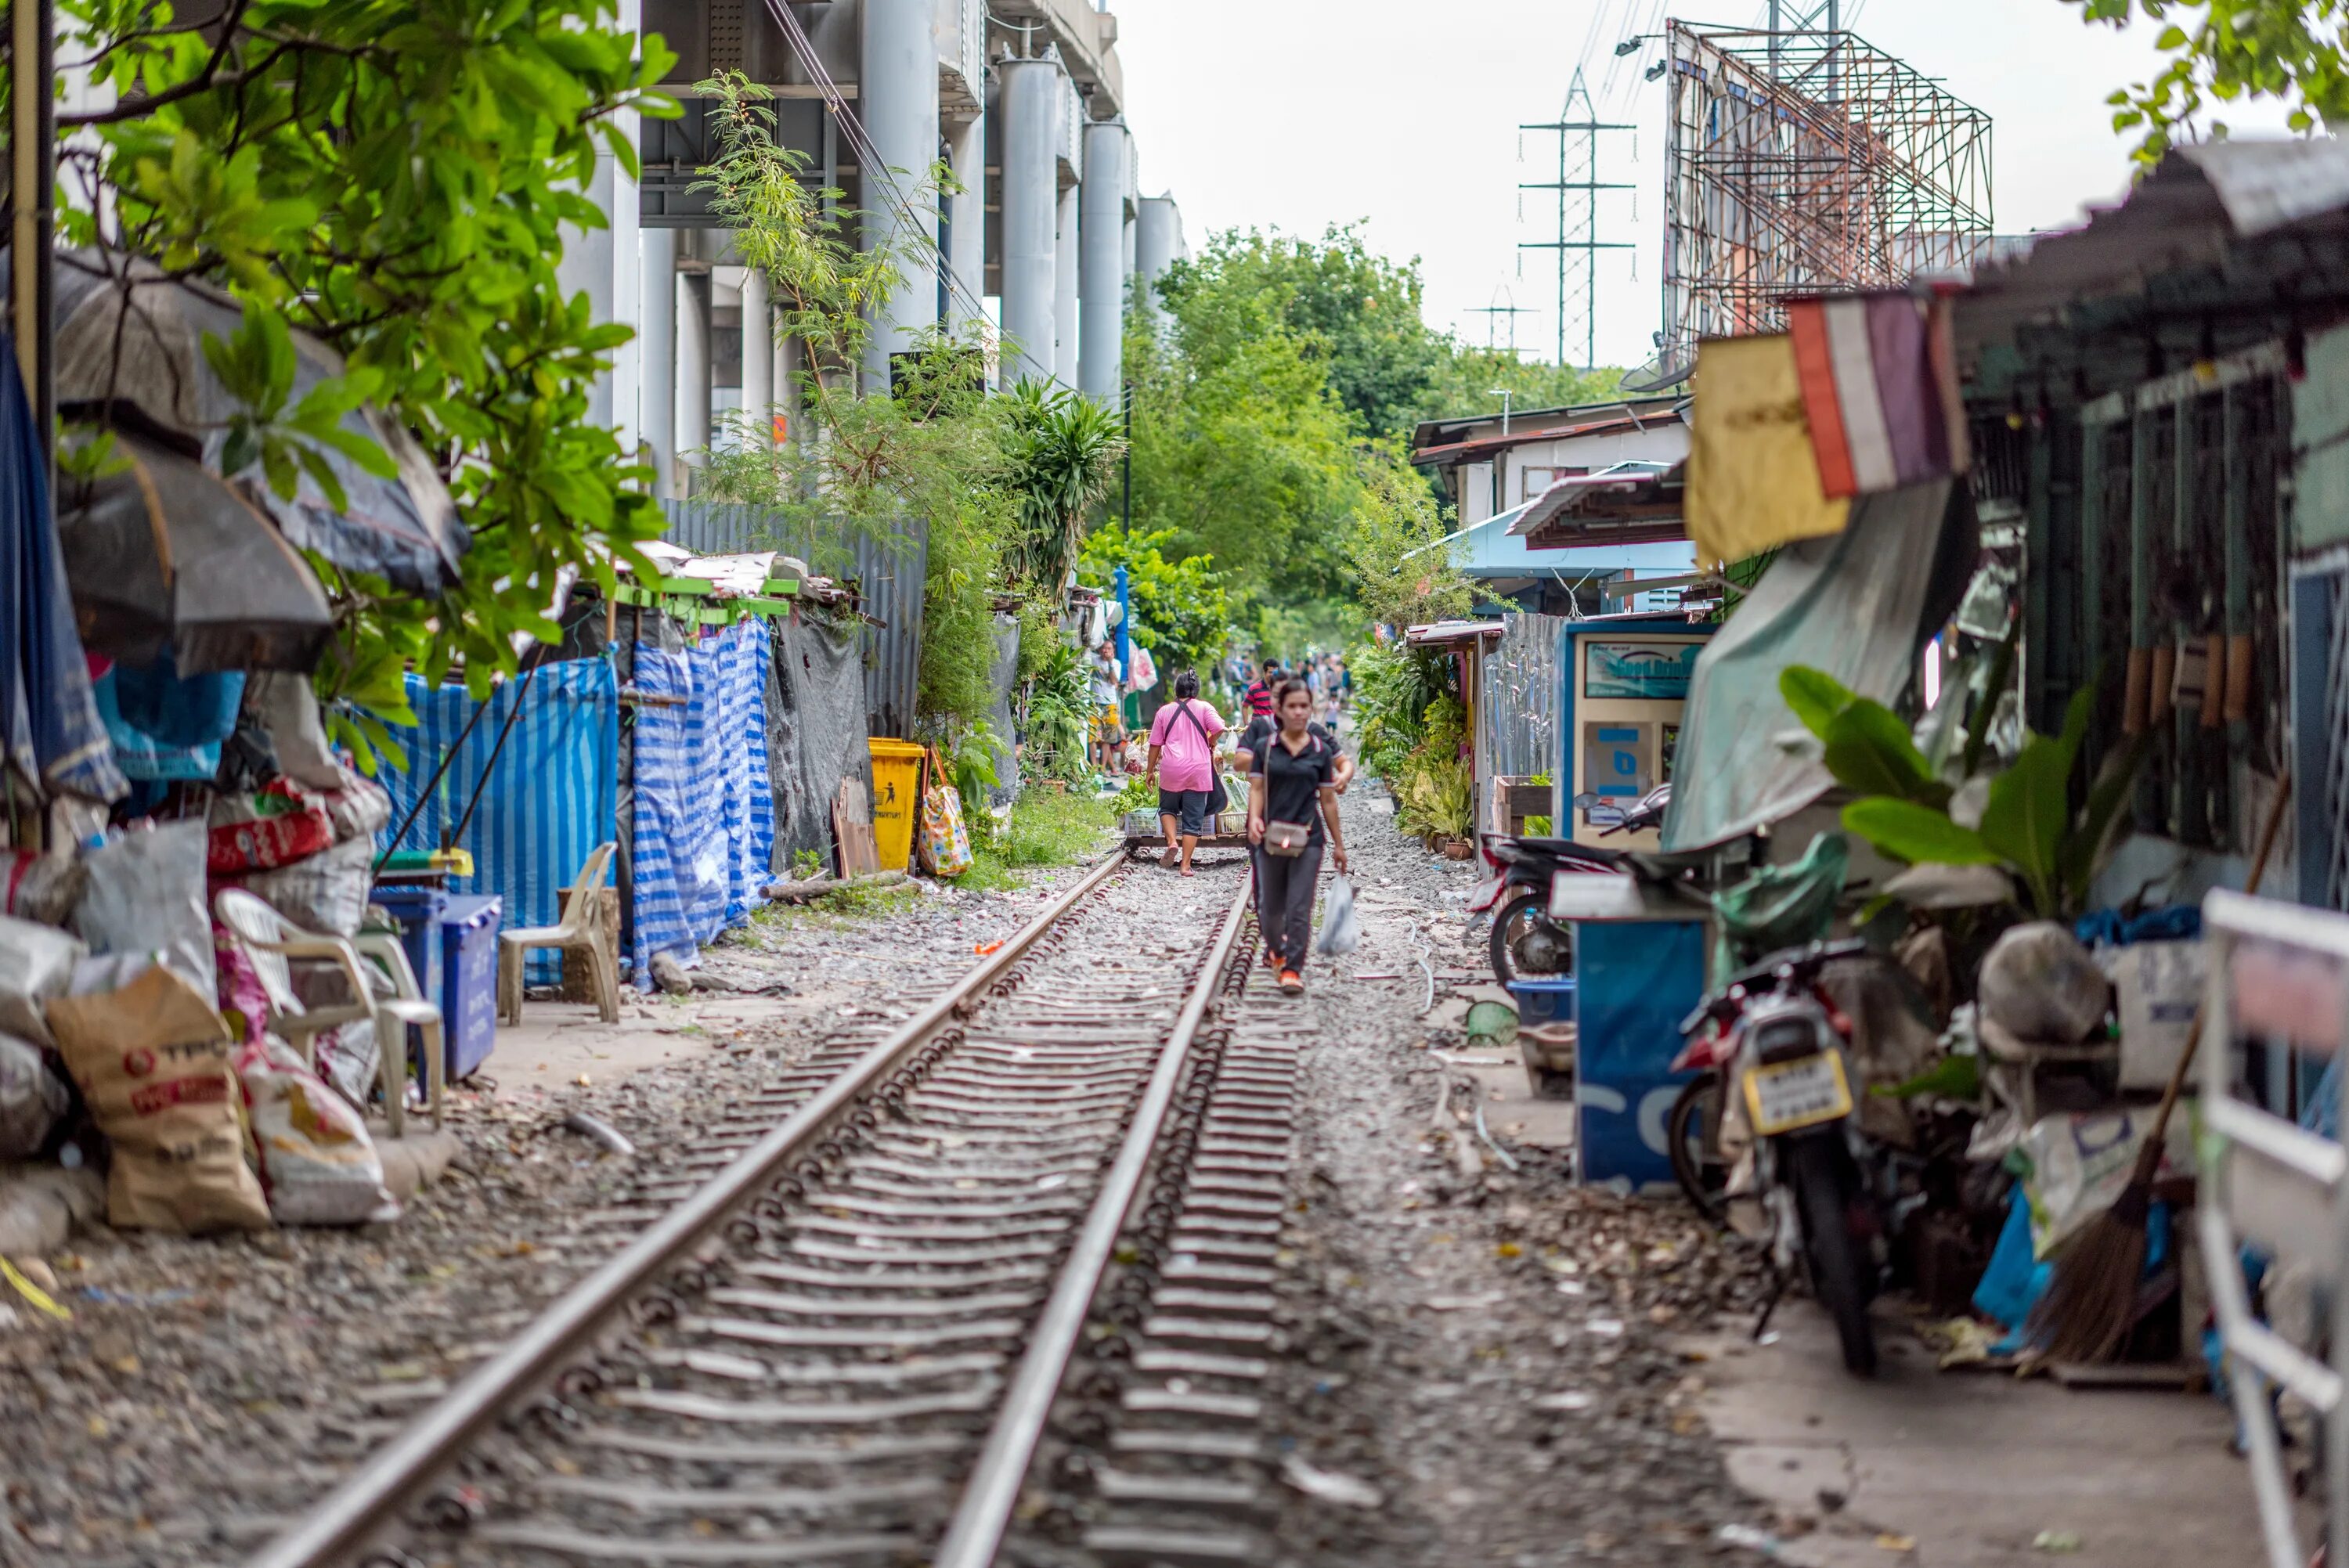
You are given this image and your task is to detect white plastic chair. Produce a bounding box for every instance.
[214,887,445,1135]
[497,841,619,1026]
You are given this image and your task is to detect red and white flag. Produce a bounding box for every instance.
[1785,291,1970,499]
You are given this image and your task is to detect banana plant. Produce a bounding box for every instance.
[1781,665,2144,920]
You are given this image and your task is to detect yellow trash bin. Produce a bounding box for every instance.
[867,738,928,874]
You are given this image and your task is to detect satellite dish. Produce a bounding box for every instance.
[1620,340,1696,395]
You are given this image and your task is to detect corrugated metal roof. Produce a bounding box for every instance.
[1507,460,1685,548]
[1956,137,2349,397]
[1409,400,1691,467]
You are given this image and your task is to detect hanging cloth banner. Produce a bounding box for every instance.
[1685,332,1851,569]
[1786,290,1971,499]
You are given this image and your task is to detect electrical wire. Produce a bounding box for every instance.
[759,0,991,325]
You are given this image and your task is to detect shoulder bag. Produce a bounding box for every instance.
[1260,734,1323,858]
[1172,701,1229,815]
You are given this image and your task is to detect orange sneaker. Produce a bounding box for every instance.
[1278,968,1304,995]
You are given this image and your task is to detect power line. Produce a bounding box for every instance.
[1517,67,1635,371]
[759,0,989,326]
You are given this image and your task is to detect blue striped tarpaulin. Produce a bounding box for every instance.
[630,618,774,989]
[376,659,619,983]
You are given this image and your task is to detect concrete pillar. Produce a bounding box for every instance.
[1078,120,1128,402]
[639,225,677,497]
[1135,196,1180,318]
[552,0,640,450]
[945,111,986,337]
[677,266,710,481]
[997,57,1059,387]
[1054,182,1079,387]
[859,0,939,391]
[741,268,773,445]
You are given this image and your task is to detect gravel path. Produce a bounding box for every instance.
[1251,783,1772,1566]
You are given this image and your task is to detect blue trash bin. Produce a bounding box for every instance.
[438,894,503,1081]
[370,885,448,1008]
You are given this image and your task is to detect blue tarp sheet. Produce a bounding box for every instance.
[377,659,619,983]
[630,618,774,989]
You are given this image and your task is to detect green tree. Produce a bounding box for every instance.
[1414,345,1626,433]
[1077,522,1230,679]
[58,0,679,754]
[2076,0,2349,158]
[1348,449,1473,629]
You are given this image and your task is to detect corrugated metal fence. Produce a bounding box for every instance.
[660,501,928,739]
[1478,611,1566,784]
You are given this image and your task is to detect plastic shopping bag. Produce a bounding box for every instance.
[918,749,974,878]
[1317,874,1360,957]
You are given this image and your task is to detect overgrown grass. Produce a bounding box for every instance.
[962,787,1119,891]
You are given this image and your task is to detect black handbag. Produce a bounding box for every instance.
[1174,701,1229,814]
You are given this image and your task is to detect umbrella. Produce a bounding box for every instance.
[0,332,126,803]
[41,249,466,594]
[54,421,334,674]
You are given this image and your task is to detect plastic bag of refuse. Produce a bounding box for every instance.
[236,1033,393,1226]
[1978,921,2109,1046]
[0,913,85,1047]
[1317,875,1361,957]
[242,834,372,936]
[73,820,215,991]
[0,1030,67,1158]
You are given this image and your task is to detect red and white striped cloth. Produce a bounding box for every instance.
[1786,291,1970,499]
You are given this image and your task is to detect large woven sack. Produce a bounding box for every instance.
[46,962,270,1233]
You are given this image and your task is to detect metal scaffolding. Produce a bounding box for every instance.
[1658,21,1992,364]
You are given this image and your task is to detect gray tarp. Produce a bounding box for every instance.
[767,609,873,871]
[1660,478,1962,852]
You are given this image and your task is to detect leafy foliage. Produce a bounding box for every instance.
[1348,638,1452,780]
[1783,665,2143,918]
[1023,636,1095,784]
[2073,0,2349,160]
[1000,380,1124,593]
[59,0,679,733]
[1077,522,1231,681]
[1347,452,1472,630]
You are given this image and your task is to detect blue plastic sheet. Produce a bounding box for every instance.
[377,659,619,984]
[630,618,774,989]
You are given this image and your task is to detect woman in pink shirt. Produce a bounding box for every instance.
[1145,670,1226,875]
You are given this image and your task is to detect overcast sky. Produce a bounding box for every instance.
[1109,0,2294,376]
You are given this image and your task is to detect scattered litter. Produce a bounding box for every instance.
[1,1257,70,1321]
[1354,970,1401,981]
[1426,1291,1504,1311]
[1875,1534,1918,1552]
[1278,1455,1381,1521]
[559,1112,636,1157]
[1585,1317,1626,1338]
[1533,1390,1593,1412]
[77,1285,193,1307]
[973,940,1005,956]
[1716,1523,1783,1555]
[2032,1531,2083,1554]
[1918,1316,1997,1369]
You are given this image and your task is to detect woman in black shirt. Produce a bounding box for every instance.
[1247,679,1349,995]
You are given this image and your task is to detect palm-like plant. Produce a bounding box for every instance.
[1002,379,1124,592]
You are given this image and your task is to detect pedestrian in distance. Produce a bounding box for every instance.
[1247,678,1348,996]
[1233,701,1355,795]
[1089,640,1125,774]
[1242,662,1276,722]
[1144,670,1225,876]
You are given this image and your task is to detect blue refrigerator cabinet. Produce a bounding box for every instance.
[1550,870,1711,1189]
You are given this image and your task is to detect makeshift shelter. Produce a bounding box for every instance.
[1409,503,1697,618]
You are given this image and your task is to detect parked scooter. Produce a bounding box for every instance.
[1672,939,1885,1376]
[1471,783,1675,985]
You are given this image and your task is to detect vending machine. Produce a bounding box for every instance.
[1555,616,1712,849]
[1551,615,1715,1187]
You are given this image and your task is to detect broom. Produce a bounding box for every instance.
[2027,771,2293,1365]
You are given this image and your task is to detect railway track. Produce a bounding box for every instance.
[247,846,1306,1568]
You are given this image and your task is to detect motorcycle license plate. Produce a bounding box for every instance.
[1742,1053,1853,1137]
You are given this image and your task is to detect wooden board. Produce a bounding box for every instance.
[833,777,879,878]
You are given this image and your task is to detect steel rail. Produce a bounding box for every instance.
[933,874,1256,1568]
[247,849,1131,1568]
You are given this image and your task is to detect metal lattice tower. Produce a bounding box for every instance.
[1466,287,1539,355]
[1658,20,1992,364]
[1768,0,1839,78]
[1518,68,1634,372]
